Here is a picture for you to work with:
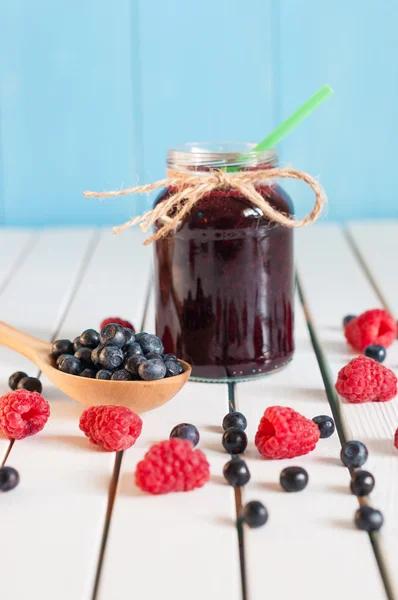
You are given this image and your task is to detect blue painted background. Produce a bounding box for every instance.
[0,0,397,226]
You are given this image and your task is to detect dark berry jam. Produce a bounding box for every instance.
[154,183,294,381]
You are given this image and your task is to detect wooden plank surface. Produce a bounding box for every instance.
[296,224,398,599]
[0,229,152,600]
[237,294,386,599]
[97,286,242,600]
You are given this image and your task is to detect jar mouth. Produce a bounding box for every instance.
[167,142,278,172]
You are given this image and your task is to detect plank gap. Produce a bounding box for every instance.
[228,382,247,600]
[91,450,124,600]
[344,228,392,314]
[297,273,395,600]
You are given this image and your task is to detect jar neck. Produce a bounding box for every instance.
[167,142,278,175]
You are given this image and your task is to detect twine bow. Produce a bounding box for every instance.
[83,167,326,245]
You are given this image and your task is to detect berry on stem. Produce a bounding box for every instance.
[8,371,28,391]
[354,505,383,532]
[241,501,268,528]
[312,415,335,438]
[0,466,20,492]
[170,423,200,447]
[350,470,375,497]
[340,441,368,469]
[223,458,251,487]
[222,427,248,454]
[364,344,386,363]
[222,411,247,431]
[280,466,309,492]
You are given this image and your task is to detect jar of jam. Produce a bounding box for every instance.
[154,142,294,382]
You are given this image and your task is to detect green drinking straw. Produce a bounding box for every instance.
[226,84,334,171]
[253,84,334,151]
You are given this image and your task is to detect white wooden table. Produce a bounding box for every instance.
[1,223,397,600]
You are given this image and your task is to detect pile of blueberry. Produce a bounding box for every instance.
[51,325,183,381]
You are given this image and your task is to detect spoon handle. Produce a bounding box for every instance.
[0,321,50,363]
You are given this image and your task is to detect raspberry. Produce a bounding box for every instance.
[394,429,398,450]
[79,405,142,451]
[0,390,50,440]
[335,356,397,403]
[344,309,397,351]
[255,406,320,460]
[100,317,135,331]
[135,438,210,494]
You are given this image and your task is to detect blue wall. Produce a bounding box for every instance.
[0,0,397,226]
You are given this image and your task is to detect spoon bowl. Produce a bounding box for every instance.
[0,322,191,413]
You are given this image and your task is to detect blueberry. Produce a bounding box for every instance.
[17,377,43,394]
[124,328,136,345]
[341,441,368,469]
[8,371,28,391]
[241,501,268,528]
[350,470,375,497]
[170,423,200,447]
[364,344,386,363]
[73,336,84,352]
[57,354,82,375]
[223,458,251,487]
[51,339,73,359]
[164,360,183,377]
[0,466,20,492]
[280,466,308,492]
[124,343,144,358]
[96,369,113,380]
[139,333,164,355]
[124,355,147,376]
[74,347,93,365]
[135,332,148,341]
[80,329,100,349]
[222,427,247,454]
[354,505,383,532]
[99,346,125,370]
[100,324,127,347]
[343,315,356,327]
[111,369,133,381]
[91,344,105,367]
[138,359,167,381]
[146,352,163,361]
[80,368,97,378]
[56,354,69,367]
[222,412,247,432]
[163,353,177,362]
[312,415,335,438]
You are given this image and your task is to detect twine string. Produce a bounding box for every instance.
[83,167,326,245]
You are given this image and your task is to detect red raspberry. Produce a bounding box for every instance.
[79,405,142,451]
[255,406,319,460]
[100,317,135,331]
[394,429,398,450]
[335,355,397,403]
[0,390,50,440]
[344,309,397,351]
[135,438,210,494]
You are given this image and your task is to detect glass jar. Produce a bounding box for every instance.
[153,142,294,382]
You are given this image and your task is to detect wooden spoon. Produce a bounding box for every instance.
[0,322,191,413]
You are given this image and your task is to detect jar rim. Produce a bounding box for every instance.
[167,141,278,171]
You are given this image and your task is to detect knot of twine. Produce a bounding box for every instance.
[83,167,326,245]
